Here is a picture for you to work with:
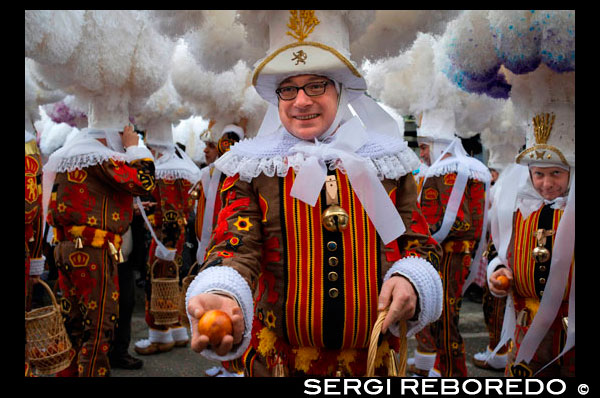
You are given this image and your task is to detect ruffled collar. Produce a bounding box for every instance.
[424,155,492,183]
[154,147,201,185]
[214,127,420,182]
[43,130,128,173]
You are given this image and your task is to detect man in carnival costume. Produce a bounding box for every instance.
[134,119,201,355]
[185,10,443,376]
[487,66,575,377]
[44,106,156,377]
[193,123,245,269]
[472,119,525,372]
[191,123,245,377]
[25,125,45,377]
[408,108,491,377]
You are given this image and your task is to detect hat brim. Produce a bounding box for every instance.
[252,42,366,105]
[515,144,571,167]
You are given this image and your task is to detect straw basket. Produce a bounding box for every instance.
[150,259,180,325]
[178,261,202,328]
[366,308,407,377]
[25,280,73,375]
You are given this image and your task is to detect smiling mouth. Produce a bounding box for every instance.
[294,114,319,120]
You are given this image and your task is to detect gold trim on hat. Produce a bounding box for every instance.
[287,10,320,43]
[252,41,363,86]
[515,144,569,166]
[515,112,569,166]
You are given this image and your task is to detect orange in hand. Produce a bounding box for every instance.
[198,309,233,346]
[496,275,510,290]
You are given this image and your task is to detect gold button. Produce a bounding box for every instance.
[328,272,338,282]
[327,241,338,251]
[539,278,546,285]
[328,257,339,266]
[539,265,547,272]
[540,290,544,296]
[329,288,339,298]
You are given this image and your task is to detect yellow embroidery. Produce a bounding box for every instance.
[293,346,320,373]
[286,10,320,42]
[233,216,253,232]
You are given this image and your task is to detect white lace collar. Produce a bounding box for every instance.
[155,147,202,185]
[215,127,420,183]
[424,155,492,183]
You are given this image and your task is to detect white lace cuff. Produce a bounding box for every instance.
[383,256,443,337]
[185,266,253,361]
[125,145,153,162]
[29,257,45,276]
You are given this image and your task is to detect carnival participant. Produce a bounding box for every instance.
[134,121,200,355]
[185,10,443,377]
[409,109,491,377]
[45,123,155,377]
[487,69,574,376]
[25,129,45,377]
[472,118,525,372]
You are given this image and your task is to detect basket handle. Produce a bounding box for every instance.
[185,260,202,278]
[366,308,407,377]
[35,279,60,309]
[150,258,179,282]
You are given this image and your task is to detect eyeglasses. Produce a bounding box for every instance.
[275,81,330,101]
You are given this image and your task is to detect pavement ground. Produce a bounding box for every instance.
[110,281,504,378]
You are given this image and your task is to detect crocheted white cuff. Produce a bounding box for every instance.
[185,266,253,361]
[170,326,189,341]
[29,257,45,276]
[149,328,174,344]
[125,145,153,162]
[486,256,508,298]
[384,256,443,338]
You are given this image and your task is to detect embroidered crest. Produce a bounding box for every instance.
[424,188,438,201]
[291,50,308,65]
[69,251,90,268]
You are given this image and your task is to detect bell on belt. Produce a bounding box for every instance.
[322,205,349,232]
[532,246,551,263]
[532,229,554,263]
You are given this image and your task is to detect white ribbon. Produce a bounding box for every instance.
[135,196,176,262]
[461,178,491,295]
[196,166,222,263]
[289,116,405,245]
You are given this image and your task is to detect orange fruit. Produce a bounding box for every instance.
[198,309,233,346]
[496,275,510,290]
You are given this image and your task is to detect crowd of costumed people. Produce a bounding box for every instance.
[25,10,574,379]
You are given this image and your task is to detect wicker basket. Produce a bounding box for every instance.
[25,280,73,375]
[366,308,407,377]
[150,259,180,325]
[178,261,202,328]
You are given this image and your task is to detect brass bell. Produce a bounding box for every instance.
[532,246,551,263]
[189,189,199,200]
[322,205,349,232]
[532,229,553,263]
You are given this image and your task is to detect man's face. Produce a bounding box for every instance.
[204,142,219,165]
[277,74,338,141]
[529,166,570,201]
[418,143,431,166]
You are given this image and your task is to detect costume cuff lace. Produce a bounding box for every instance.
[384,256,443,337]
[29,257,45,276]
[185,266,253,361]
